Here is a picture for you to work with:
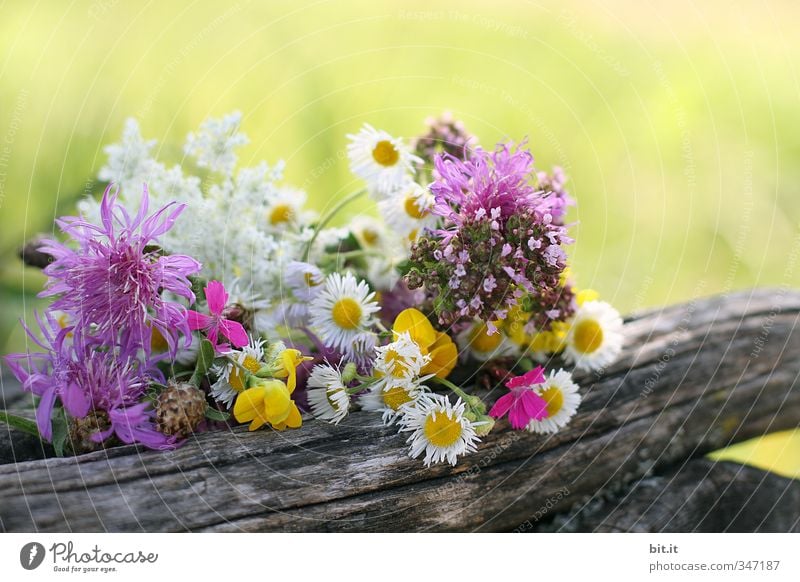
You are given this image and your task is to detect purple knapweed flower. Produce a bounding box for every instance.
[92,402,178,451]
[38,183,201,355]
[4,313,154,443]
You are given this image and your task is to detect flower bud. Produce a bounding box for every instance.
[465,394,486,415]
[341,361,358,383]
[473,415,496,437]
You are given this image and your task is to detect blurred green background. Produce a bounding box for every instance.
[0,0,797,475]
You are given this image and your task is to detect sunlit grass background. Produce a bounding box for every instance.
[0,0,797,475]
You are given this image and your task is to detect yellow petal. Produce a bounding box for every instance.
[576,289,599,306]
[262,380,292,424]
[393,308,436,351]
[233,387,266,423]
[282,349,301,393]
[249,417,266,431]
[422,332,458,379]
[283,404,302,429]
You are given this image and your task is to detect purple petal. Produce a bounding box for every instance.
[62,381,91,419]
[35,386,57,441]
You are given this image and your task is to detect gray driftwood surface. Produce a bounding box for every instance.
[0,288,798,532]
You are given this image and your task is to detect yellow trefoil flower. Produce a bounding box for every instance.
[233,379,302,431]
[392,308,458,379]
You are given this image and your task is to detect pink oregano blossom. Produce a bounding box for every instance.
[489,366,548,429]
[187,281,248,351]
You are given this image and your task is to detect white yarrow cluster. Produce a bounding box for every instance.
[88,114,324,336]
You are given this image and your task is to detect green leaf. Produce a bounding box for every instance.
[395,259,413,277]
[205,406,230,422]
[51,407,69,457]
[190,338,216,387]
[0,410,40,438]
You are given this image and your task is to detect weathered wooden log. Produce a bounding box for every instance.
[558,459,800,532]
[0,288,798,532]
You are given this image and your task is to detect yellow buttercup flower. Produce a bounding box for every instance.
[528,321,569,354]
[502,304,531,347]
[392,308,457,379]
[233,379,302,431]
[271,348,312,392]
[576,288,599,306]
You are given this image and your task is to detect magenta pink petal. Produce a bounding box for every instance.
[507,403,528,430]
[506,366,546,389]
[204,280,228,315]
[186,311,212,331]
[206,326,220,347]
[219,319,248,348]
[520,390,548,421]
[489,392,515,419]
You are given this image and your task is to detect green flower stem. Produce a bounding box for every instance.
[303,188,366,261]
[431,376,486,415]
[346,377,378,395]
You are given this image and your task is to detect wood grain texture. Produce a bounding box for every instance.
[0,288,798,532]
[560,459,800,532]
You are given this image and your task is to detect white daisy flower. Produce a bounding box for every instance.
[562,300,624,371]
[527,369,582,434]
[210,336,266,408]
[399,394,480,467]
[361,382,427,426]
[307,363,351,425]
[309,272,380,355]
[284,261,325,302]
[377,179,437,240]
[347,330,380,367]
[184,111,249,173]
[264,185,316,229]
[350,215,389,251]
[373,332,431,389]
[365,254,403,292]
[456,320,519,362]
[347,123,421,196]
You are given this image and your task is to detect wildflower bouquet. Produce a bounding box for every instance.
[4,112,624,467]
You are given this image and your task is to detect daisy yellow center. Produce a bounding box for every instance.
[304,272,319,287]
[362,228,380,246]
[270,204,293,224]
[383,386,413,411]
[539,386,564,417]
[424,412,463,448]
[326,387,344,410]
[407,229,418,243]
[230,355,262,392]
[385,349,409,378]
[404,196,427,219]
[372,140,400,167]
[469,324,503,353]
[573,319,604,354]
[331,297,363,330]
